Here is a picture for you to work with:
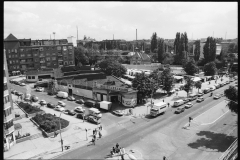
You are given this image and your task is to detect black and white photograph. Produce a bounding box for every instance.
[4,2,237,160]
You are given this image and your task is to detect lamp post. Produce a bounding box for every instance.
[59,111,64,152]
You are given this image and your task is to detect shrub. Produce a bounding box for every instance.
[18,102,43,114]
[32,113,69,133]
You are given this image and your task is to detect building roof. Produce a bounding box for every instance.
[4,33,18,41]
[132,52,151,61]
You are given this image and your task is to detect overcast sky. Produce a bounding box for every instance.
[4,2,238,46]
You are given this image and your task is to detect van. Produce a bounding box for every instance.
[203,88,210,94]
[89,108,102,119]
[173,99,184,107]
[189,93,198,101]
[57,91,68,99]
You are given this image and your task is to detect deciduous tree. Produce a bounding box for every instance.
[194,40,201,61]
[98,59,127,77]
[183,59,199,76]
[160,67,174,94]
[195,81,202,93]
[203,61,217,76]
[224,86,238,114]
[157,38,165,63]
[151,32,158,53]
[203,37,216,63]
[183,77,194,97]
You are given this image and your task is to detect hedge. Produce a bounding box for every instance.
[18,102,43,114]
[32,113,69,133]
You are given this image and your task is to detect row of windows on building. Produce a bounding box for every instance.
[9,56,73,63]
[6,46,73,54]
[4,94,10,104]
[8,51,73,59]
[4,83,8,91]
[9,61,74,69]
[4,107,12,119]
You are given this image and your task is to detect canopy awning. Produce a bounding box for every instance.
[191,77,201,82]
[174,76,184,80]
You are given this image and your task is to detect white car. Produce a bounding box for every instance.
[36,87,44,92]
[185,102,193,109]
[58,101,66,107]
[20,83,26,86]
[39,100,47,105]
[54,105,65,112]
[74,106,85,113]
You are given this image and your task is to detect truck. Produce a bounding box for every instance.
[150,102,168,117]
[99,101,112,111]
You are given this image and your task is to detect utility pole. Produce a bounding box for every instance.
[59,112,64,152]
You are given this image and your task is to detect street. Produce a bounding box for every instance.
[52,82,237,159]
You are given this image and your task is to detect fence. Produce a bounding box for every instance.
[219,138,238,160]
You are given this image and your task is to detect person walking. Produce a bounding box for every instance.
[163,99,165,102]
[116,143,119,149]
[93,134,96,140]
[112,147,116,154]
[92,138,95,145]
[93,129,95,135]
[167,103,170,108]
[99,131,102,138]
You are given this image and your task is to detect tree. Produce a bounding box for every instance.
[203,37,216,63]
[224,86,238,114]
[174,32,181,64]
[228,43,238,53]
[183,77,194,97]
[149,66,163,89]
[195,81,202,93]
[160,67,174,94]
[183,59,199,76]
[162,52,174,65]
[151,32,158,53]
[74,46,89,66]
[194,40,200,61]
[98,59,127,77]
[203,61,217,76]
[157,38,165,63]
[132,72,158,102]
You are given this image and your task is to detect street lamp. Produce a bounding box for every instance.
[59,111,64,152]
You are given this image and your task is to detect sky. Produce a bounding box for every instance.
[4,2,238,46]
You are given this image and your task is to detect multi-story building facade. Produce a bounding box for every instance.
[4,49,16,151]
[4,34,75,75]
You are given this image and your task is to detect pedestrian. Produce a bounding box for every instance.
[116,143,119,149]
[163,99,164,102]
[100,125,102,130]
[99,131,102,138]
[54,114,56,116]
[113,147,116,153]
[120,147,125,160]
[167,103,170,108]
[93,134,96,140]
[163,156,166,160]
[93,130,95,135]
[209,81,210,85]
[92,138,95,145]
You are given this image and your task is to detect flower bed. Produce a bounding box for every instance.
[32,113,69,133]
[15,133,31,143]
[17,102,43,114]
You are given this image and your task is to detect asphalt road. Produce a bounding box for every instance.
[9,83,127,127]
[51,82,237,159]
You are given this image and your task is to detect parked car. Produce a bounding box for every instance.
[209,86,216,91]
[36,87,44,92]
[47,102,55,108]
[31,95,39,102]
[20,83,26,86]
[183,98,191,104]
[58,101,66,107]
[112,110,124,116]
[76,99,85,104]
[39,100,47,105]
[54,105,65,112]
[74,106,85,113]
[219,83,224,87]
[47,92,54,96]
[67,96,76,101]
[203,88,210,94]
[15,91,21,96]
[197,92,204,97]
[84,100,97,108]
[87,116,101,124]
[226,81,230,84]
[76,113,87,120]
[196,97,204,102]
[185,102,193,109]
[11,89,17,94]
[64,109,76,116]
[15,81,21,85]
[175,106,185,114]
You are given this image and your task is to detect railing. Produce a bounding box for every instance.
[219,138,238,160]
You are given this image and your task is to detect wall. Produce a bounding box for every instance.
[122,64,162,71]
[57,84,93,99]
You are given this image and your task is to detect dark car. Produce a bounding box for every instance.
[15,91,23,96]
[47,92,54,96]
[76,113,87,120]
[11,89,17,94]
[47,103,55,108]
[175,106,185,114]
[64,109,76,116]
[84,100,97,108]
[183,98,190,104]
[76,99,85,104]
[87,116,101,124]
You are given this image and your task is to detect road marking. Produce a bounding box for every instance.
[200,109,229,125]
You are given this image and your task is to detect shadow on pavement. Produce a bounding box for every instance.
[188,130,237,152]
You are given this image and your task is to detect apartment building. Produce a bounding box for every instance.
[4,33,75,75]
[4,49,16,151]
